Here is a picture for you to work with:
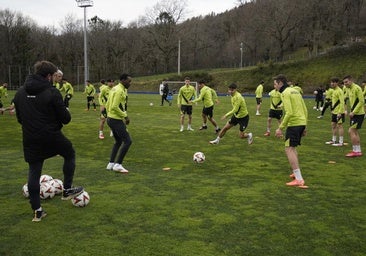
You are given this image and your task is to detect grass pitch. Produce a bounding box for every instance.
[0,91,365,256]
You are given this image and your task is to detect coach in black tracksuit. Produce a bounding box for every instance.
[14,61,81,219]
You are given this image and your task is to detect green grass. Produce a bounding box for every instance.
[1,91,366,256]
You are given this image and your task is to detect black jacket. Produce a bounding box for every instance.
[14,74,71,145]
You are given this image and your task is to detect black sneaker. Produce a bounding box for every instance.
[199,126,208,130]
[61,186,84,200]
[32,209,47,222]
[215,128,221,134]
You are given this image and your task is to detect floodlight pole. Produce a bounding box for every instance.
[178,39,181,75]
[240,42,243,69]
[76,0,93,86]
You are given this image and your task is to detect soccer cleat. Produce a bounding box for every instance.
[317,115,323,119]
[110,131,113,137]
[286,179,305,186]
[209,139,219,144]
[106,162,115,170]
[289,173,295,179]
[215,128,221,134]
[32,210,47,222]
[332,143,343,147]
[99,133,105,139]
[345,151,363,157]
[113,164,129,173]
[187,127,194,131]
[179,127,184,132]
[199,125,208,130]
[256,112,261,116]
[264,131,270,136]
[247,132,253,145]
[325,141,335,145]
[61,186,84,200]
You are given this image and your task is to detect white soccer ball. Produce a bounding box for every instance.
[149,102,154,106]
[193,152,205,163]
[22,183,29,198]
[40,182,56,199]
[71,191,90,207]
[313,90,318,95]
[40,174,53,183]
[49,179,63,195]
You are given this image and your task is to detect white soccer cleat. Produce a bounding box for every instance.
[187,127,194,131]
[106,162,115,170]
[112,164,129,173]
[247,133,253,145]
[209,139,219,144]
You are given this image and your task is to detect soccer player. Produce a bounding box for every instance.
[177,77,197,132]
[264,87,283,136]
[0,82,8,114]
[98,79,114,139]
[209,83,253,145]
[190,80,220,133]
[13,60,83,222]
[255,81,264,115]
[160,80,171,106]
[84,80,96,111]
[343,75,364,157]
[53,69,63,90]
[325,77,345,146]
[60,78,74,108]
[317,84,333,119]
[105,73,133,173]
[274,74,308,187]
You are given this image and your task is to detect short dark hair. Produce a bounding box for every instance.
[274,74,287,84]
[106,79,114,83]
[184,77,190,80]
[34,61,57,78]
[228,83,237,89]
[120,73,130,81]
[343,75,352,80]
[330,77,340,83]
[198,80,206,84]
[100,79,106,84]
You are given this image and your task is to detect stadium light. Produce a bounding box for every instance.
[76,0,93,85]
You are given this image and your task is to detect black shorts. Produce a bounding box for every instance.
[256,98,262,105]
[268,109,283,120]
[229,115,249,132]
[331,113,345,124]
[87,96,94,102]
[180,105,193,115]
[285,126,306,147]
[350,114,364,129]
[202,105,214,118]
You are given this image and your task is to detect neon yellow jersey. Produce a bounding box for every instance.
[211,88,218,103]
[268,89,282,110]
[325,88,334,100]
[348,83,365,115]
[255,84,263,98]
[106,83,128,120]
[99,85,112,106]
[192,85,214,108]
[279,87,307,129]
[331,87,345,114]
[225,91,248,118]
[0,86,8,99]
[84,84,96,96]
[177,85,196,105]
[60,82,74,95]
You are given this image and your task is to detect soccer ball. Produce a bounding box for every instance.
[49,179,63,195]
[71,191,90,207]
[22,183,29,198]
[149,102,154,106]
[40,182,56,199]
[40,174,53,183]
[313,90,318,95]
[193,152,205,163]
